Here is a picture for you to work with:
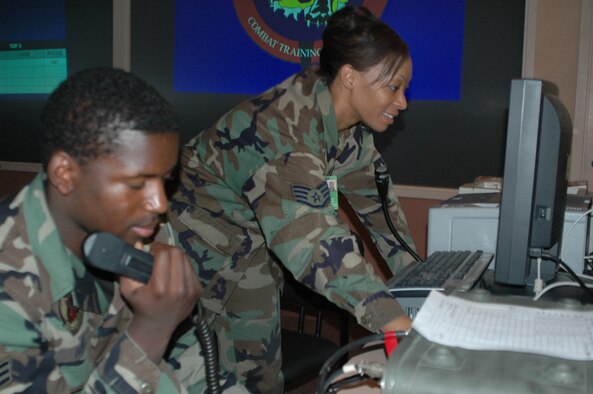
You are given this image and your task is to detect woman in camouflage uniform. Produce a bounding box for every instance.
[169,6,416,393]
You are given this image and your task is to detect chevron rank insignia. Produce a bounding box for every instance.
[0,358,11,389]
[292,182,330,208]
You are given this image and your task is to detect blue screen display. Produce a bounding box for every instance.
[0,0,67,95]
[174,0,465,100]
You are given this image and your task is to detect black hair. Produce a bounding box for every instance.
[40,67,179,169]
[318,6,409,86]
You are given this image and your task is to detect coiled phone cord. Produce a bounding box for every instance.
[193,302,222,394]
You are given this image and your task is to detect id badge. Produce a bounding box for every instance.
[325,176,338,209]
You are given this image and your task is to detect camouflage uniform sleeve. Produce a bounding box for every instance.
[333,125,417,274]
[337,159,418,275]
[0,178,246,393]
[0,268,181,393]
[242,151,406,331]
[0,192,168,393]
[90,329,246,393]
[0,226,203,392]
[86,330,183,393]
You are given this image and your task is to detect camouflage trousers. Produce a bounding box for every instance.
[202,245,284,394]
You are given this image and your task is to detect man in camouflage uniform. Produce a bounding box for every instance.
[0,68,245,393]
[169,7,417,390]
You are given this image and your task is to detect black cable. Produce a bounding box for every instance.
[374,165,423,263]
[193,303,222,394]
[541,253,593,299]
[317,331,407,394]
[325,371,378,393]
[380,201,423,262]
[317,333,383,394]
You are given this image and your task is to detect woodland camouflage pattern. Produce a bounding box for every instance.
[169,67,417,392]
[0,174,245,393]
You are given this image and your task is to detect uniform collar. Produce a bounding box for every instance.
[23,173,112,312]
[311,70,340,165]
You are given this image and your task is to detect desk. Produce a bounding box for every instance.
[382,288,593,394]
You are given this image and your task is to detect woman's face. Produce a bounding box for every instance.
[350,57,412,132]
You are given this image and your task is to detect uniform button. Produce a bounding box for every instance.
[139,381,153,394]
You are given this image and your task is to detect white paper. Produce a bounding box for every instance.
[412,290,593,361]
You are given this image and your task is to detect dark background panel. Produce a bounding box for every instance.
[131,1,251,149]
[374,1,525,187]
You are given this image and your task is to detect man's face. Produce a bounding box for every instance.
[69,129,179,245]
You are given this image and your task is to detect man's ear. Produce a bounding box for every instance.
[338,64,356,90]
[46,151,79,196]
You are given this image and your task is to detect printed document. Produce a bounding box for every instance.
[412,291,593,361]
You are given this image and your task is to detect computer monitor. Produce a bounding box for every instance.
[494,79,572,287]
[0,0,113,164]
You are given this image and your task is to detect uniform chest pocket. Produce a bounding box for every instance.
[178,207,251,256]
[45,311,95,390]
[49,302,122,390]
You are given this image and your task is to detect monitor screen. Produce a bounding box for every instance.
[494,79,572,287]
[0,0,113,164]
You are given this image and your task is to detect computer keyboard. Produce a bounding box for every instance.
[387,250,493,293]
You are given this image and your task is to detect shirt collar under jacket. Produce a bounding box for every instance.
[312,70,340,168]
[23,172,112,312]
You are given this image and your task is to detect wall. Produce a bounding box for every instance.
[1,0,588,255]
[524,0,593,187]
[0,170,36,199]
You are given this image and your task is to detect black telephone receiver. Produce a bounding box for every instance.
[83,232,153,283]
[82,231,223,393]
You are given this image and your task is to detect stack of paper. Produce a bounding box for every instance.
[412,291,593,361]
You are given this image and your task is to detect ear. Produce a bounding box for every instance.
[46,151,80,196]
[338,64,356,90]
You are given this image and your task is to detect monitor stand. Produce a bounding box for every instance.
[478,269,593,305]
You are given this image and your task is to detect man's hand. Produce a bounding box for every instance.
[119,242,202,363]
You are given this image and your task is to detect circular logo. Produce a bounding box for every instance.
[234,1,388,65]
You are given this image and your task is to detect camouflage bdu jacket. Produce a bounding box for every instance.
[171,68,417,331]
[0,174,233,393]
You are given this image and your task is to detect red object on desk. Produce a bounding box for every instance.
[384,331,398,356]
